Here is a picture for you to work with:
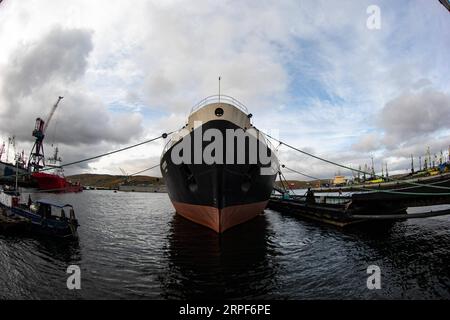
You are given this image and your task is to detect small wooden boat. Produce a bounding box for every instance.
[0,190,79,238]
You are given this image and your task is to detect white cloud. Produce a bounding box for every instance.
[380,89,450,148]
[352,133,381,153]
[0,26,144,146]
[0,0,449,178]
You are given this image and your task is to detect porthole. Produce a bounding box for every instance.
[215,107,224,117]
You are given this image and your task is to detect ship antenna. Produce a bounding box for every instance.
[218,76,221,103]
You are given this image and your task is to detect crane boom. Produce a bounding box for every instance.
[43,96,63,133]
[28,96,63,172]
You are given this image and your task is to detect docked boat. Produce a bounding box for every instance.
[26,97,82,193]
[0,189,79,238]
[31,148,83,193]
[32,172,83,193]
[0,145,29,180]
[160,95,279,233]
[0,160,29,179]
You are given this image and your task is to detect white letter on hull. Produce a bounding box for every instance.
[171,134,192,165]
[226,128,247,165]
[194,121,203,164]
[203,128,223,165]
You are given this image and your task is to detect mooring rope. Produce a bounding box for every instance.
[128,163,160,177]
[11,131,175,180]
[279,170,296,195]
[279,165,450,197]
[282,165,321,181]
[259,129,450,191]
[339,185,450,196]
[281,164,450,196]
[283,163,450,196]
[54,132,173,170]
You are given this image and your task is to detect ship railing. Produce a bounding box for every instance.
[190,95,248,115]
[162,139,173,157]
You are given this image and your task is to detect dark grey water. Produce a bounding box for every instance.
[0,190,449,299]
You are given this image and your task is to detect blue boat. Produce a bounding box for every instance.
[0,190,79,238]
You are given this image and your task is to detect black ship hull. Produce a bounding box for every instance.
[161,119,278,233]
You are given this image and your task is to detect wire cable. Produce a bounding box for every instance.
[259,129,450,191]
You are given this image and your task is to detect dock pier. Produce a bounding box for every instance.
[267,193,450,227]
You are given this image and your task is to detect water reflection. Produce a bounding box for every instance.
[0,234,81,299]
[342,220,450,299]
[2,191,449,299]
[161,213,278,299]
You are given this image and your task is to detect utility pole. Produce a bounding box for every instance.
[385,163,389,179]
[427,147,431,169]
[15,153,19,191]
[411,154,414,174]
[371,157,375,178]
[419,156,422,171]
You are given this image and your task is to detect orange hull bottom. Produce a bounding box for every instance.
[172,200,268,233]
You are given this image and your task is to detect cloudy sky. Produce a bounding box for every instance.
[0,0,449,179]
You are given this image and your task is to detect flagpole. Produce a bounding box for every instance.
[218,76,221,103]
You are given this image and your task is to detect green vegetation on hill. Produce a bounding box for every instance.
[67,174,164,189]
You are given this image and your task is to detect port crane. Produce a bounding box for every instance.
[119,167,131,184]
[28,96,64,172]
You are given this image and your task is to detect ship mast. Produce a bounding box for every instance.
[6,136,14,163]
[218,76,221,103]
[15,154,19,191]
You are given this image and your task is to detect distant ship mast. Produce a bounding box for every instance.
[0,141,5,162]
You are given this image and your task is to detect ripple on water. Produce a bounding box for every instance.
[0,191,449,299]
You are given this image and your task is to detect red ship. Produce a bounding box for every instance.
[32,172,82,193]
[31,146,83,193]
[28,97,83,193]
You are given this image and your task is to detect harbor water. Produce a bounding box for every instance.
[0,190,449,299]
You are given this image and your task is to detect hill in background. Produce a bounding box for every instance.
[67,174,163,189]
[68,173,321,190]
